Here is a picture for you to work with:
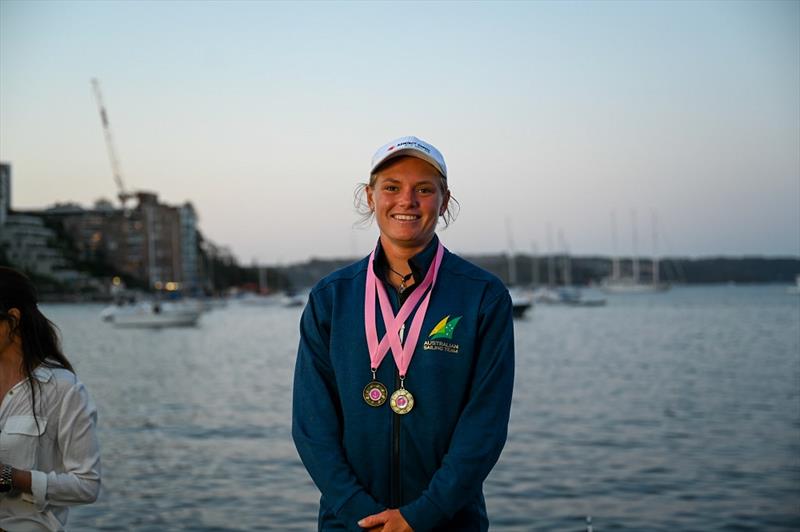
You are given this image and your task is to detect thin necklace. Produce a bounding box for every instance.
[388,266,413,294]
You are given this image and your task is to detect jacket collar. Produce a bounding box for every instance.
[372,234,441,287]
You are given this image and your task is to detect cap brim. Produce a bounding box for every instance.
[372,149,447,178]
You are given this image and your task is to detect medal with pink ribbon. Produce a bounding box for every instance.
[363,242,445,414]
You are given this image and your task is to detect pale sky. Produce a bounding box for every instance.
[1,0,798,263]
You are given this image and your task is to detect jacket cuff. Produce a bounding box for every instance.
[28,469,48,510]
[336,489,385,531]
[400,495,447,531]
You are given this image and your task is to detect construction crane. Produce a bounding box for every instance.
[91,78,135,208]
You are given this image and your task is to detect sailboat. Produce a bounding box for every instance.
[601,211,670,294]
[534,229,606,306]
[505,219,533,318]
[506,252,534,317]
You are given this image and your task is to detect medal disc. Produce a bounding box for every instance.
[390,388,414,415]
[363,381,388,407]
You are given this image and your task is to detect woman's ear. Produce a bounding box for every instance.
[440,190,451,216]
[366,185,375,212]
[5,307,21,336]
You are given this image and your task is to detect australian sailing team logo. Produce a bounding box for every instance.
[424,315,461,353]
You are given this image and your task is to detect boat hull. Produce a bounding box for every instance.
[600,279,671,294]
[103,302,202,328]
[112,312,200,328]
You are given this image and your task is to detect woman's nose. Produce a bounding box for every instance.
[399,188,419,207]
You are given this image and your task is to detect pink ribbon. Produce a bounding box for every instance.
[364,242,445,377]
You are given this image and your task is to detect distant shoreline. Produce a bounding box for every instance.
[277,254,800,290]
[7,253,798,303]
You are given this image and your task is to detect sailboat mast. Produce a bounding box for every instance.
[558,229,571,287]
[505,218,517,286]
[258,265,268,294]
[546,223,556,287]
[652,211,660,286]
[631,209,640,283]
[610,212,620,280]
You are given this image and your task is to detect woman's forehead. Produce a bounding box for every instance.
[374,156,443,180]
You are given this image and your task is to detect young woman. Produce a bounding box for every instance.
[0,267,101,530]
[292,136,515,531]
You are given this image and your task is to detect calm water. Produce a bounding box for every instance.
[41,285,799,531]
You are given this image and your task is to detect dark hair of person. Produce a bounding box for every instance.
[353,155,461,228]
[0,267,74,426]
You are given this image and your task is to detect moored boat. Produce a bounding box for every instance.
[535,286,607,306]
[510,289,533,318]
[788,275,800,295]
[103,301,201,328]
[600,277,670,294]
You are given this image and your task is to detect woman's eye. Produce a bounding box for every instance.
[384,185,399,192]
[417,187,433,194]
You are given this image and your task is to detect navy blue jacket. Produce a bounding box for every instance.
[292,237,515,531]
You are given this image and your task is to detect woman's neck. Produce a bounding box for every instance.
[379,236,432,274]
[379,236,434,293]
[0,347,25,392]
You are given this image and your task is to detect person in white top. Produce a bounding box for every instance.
[0,267,101,531]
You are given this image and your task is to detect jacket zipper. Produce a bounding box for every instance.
[390,323,405,507]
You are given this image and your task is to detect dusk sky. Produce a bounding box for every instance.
[1,0,798,263]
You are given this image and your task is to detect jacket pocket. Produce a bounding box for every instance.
[0,415,47,469]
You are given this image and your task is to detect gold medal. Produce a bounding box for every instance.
[390,388,414,415]
[363,381,388,407]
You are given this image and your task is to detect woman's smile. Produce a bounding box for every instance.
[390,213,422,222]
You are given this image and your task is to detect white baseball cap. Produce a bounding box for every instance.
[370,136,447,178]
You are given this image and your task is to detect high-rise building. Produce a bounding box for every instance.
[52,191,200,291]
[180,203,199,293]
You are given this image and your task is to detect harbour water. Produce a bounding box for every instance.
[43,285,799,531]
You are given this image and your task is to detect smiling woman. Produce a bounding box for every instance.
[292,136,515,531]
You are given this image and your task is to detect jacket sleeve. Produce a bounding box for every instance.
[292,288,385,530]
[29,380,101,509]
[399,288,515,530]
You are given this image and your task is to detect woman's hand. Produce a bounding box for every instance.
[358,509,413,532]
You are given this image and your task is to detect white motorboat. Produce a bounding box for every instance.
[103,301,201,328]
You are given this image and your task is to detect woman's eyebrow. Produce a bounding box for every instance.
[380,177,436,186]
